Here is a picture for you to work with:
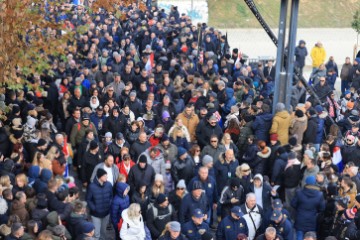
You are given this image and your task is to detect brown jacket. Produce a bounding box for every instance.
[177,111,200,142]
[289,115,308,145]
[270,111,291,145]
[11,199,29,225]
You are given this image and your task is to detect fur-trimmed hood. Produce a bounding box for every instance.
[257,147,271,158]
[0,198,8,214]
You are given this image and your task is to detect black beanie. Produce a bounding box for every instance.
[139,155,147,163]
[295,109,304,118]
[96,168,107,179]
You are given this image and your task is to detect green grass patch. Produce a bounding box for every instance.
[208,0,359,28]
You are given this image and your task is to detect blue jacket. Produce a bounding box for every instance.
[33,169,52,194]
[221,88,237,115]
[110,182,130,227]
[271,152,288,184]
[182,220,209,240]
[252,113,273,142]
[263,208,291,231]
[295,40,308,68]
[270,217,293,240]
[188,175,218,205]
[86,178,113,218]
[216,215,248,240]
[214,157,239,195]
[179,193,209,224]
[291,186,325,232]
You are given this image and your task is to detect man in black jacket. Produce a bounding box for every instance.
[195,115,223,149]
[147,194,177,239]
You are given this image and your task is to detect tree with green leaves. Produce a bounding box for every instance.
[352,10,360,45]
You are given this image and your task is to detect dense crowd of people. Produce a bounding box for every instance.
[2,0,360,240]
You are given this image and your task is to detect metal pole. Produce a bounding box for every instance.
[191,0,194,14]
[273,0,288,113]
[285,0,299,110]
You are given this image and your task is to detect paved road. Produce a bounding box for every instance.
[222,28,356,94]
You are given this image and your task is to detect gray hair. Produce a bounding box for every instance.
[246,192,256,201]
[275,102,285,113]
[265,227,276,235]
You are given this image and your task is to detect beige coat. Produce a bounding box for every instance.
[270,111,291,145]
[176,111,200,142]
[289,115,308,145]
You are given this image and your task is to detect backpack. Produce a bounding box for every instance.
[147,203,173,220]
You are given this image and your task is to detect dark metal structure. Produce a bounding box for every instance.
[243,0,324,112]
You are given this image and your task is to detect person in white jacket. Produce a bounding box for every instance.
[120,203,146,240]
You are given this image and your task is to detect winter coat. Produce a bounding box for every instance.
[110,182,130,228]
[295,40,308,68]
[339,185,357,208]
[70,122,97,147]
[340,63,353,81]
[312,83,332,103]
[249,180,273,211]
[242,143,259,168]
[182,220,209,240]
[125,128,140,145]
[33,169,52,194]
[158,232,188,240]
[195,120,223,148]
[252,113,273,142]
[188,175,218,207]
[103,113,126,137]
[311,45,326,68]
[146,203,176,239]
[283,161,301,188]
[179,193,209,224]
[0,127,10,157]
[46,211,72,239]
[67,212,88,239]
[271,152,288,185]
[90,162,120,185]
[107,141,131,160]
[221,88,237,115]
[291,185,325,232]
[10,200,29,226]
[177,111,200,142]
[303,115,319,144]
[253,147,271,175]
[270,111,291,145]
[119,208,146,240]
[200,144,226,163]
[157,143,178,163]
[86,177,113,218]
[237,121,253,154]
[289,115,307,145]
[216,215,248,240]
[127,164,155,191]
[214,155,239,195]
[241,203,263,240]
[345,144,360,166]
[269,217,293,240]
[81,151,102,184]
[171,156,195,185]
[139,149,165,176]
[130,140,151,161]
[118,160,135,181]
[219,185,245,218]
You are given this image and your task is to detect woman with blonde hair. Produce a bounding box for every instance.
[221,133,239,159]
[235,163,253,193]
[0,176,12,190]
[150,174,165,202]
[168,118,191,142]
[119,203,146,240]
[13,173,28,195]
[32,152,52,171]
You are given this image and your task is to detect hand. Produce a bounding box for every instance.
[203,214,208,220]
[213,203,217,210]
[271,189,277,196]
[231,198,239,204]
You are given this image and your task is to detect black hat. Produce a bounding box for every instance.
[37,138,47,147]
[295,109,304,118]
[13,131,23,139]
[116,132,124,140]
[89,140,98,150]
[230,178,240,188]
[156,194,168,204]
[161,134,169,142]
[82,113,90,121]
[233,48,239,54]
[201,232,214,240]
[96,168,107,179]
[139,155,147,163]
[192,180,203,190]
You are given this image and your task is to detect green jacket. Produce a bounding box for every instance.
[70,122,97,147]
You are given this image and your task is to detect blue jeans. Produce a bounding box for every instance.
[341,80,349,94]
[296,230,304,240]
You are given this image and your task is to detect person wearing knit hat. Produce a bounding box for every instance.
[343,207,357,220]
[96,168,107,180]
[176,179,186,189]
[89,140,99,151]
[177,147,187,157]
[79,222,95,237]
[269,133,278,142]
[202,155,213,166]
[155,173,164,182]
[304,149,314,160]
[305,175,316,185]
[37,138,47,148]
[138,154,147,164]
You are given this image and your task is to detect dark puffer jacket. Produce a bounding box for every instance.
[110,182,130,228]
[179,193,209,224]
[171,155,195,185]
[195,120,223,149]
[127,163,156,192]
[291,185,325,232]
[252,112,273,142]
[86,177,113,218]
[33,169,52,194]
